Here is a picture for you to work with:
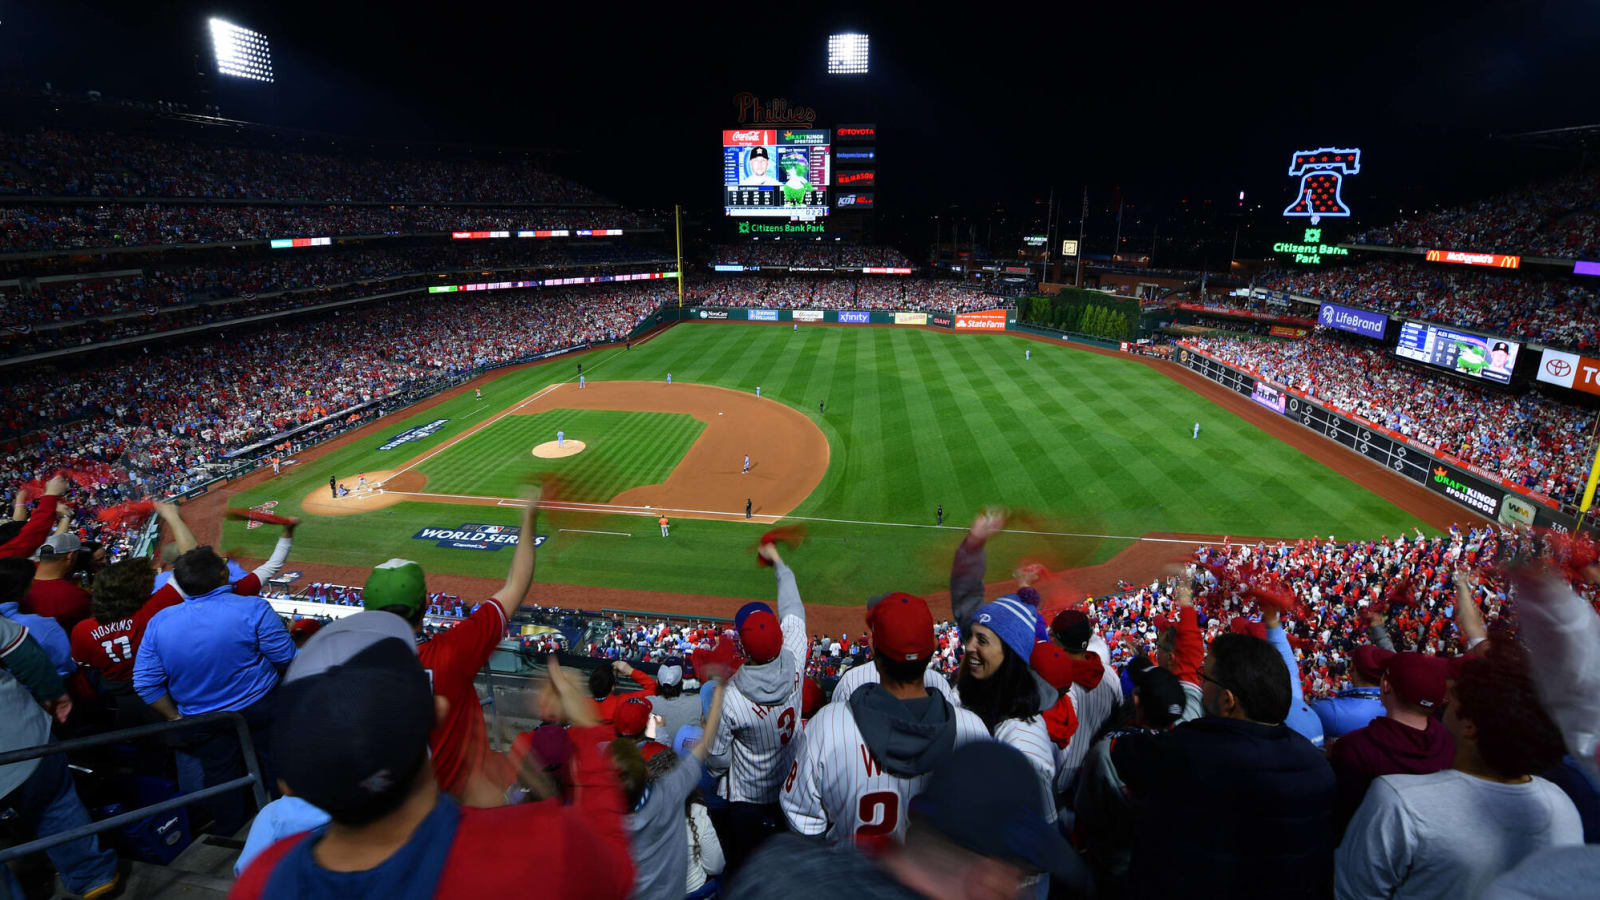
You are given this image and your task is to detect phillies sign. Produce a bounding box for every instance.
[733,92,816,126]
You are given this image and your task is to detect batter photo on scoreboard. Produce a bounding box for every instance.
[739,145,781,186]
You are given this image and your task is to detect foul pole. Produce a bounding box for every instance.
[675,204,684,308]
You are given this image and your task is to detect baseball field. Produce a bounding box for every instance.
[204,321,1454,609]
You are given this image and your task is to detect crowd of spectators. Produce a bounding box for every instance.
[0,283,672,546]
[690,275,999,312]
[1259,260,1600,351]
[710,243,913,268]
[0,127,605,204]
[4,456,1597,898]
[1355,168,1600,260]
[0,204,654,253]
[1181,334,1595,505]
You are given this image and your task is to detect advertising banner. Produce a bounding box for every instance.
[748,309,779,321]
[836,170,875,187]
[1269,326,1308,338]
[838,310,871,324]
[695,309,730,320]
[1575,260,1600,277]
[862,266,911,274]
[894,312,928,325]
[1535,348,1600,398]
[1425,248,1521,269]
[792,309,824,321]
[955,309,1008,330]
[835,124,877,141]
[1425,464,1501,517]
[1251,382,1287,414]
[931,314,954,328]
[1316,302,1387,339]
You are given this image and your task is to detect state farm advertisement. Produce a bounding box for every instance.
[954,309,1008,330]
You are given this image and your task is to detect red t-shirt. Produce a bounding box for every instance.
[418,600,509,796]
[228,725,634,900]
[70,614,139,682]
[595,669,656,726]
[23,578,91,632]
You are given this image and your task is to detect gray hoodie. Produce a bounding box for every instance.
[848,683,960,777]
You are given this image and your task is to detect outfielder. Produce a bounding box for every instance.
[782,593,988,848]
[1193,421,1200,439]
[708,541,808,868]
[475,387,482,401]
[659,515,670,537]
[1026,348,1031,361]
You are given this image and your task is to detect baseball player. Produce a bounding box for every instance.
[743,454,750,475]
[707,541,808,868]
[1193,421,1200,439]
[356,473,368,492]
[659,515,670,537]
[272,456,281,476]
[1026,348,1031,361]
[746,498,753,519]
[667,373,672,386]
[755,386,761,398]
[819,400,824,415]
[793,323,798,333]
[782,593,988,848]
[557,430,565,449]
[475,387,482,401]
[579,375,585,389]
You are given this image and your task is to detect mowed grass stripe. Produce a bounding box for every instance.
[416,410,704,501]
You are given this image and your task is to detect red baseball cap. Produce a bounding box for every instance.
[866,592,936,663]
[1381,652,1448,710]
[1351,645,1394,681]
[802,677,824,719]
[614,697,653,737]
[739,610,784,664]
[1030,641,1075,691]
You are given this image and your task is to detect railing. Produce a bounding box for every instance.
[0,711,269,865]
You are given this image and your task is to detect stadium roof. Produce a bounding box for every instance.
[1493,123,1600,152]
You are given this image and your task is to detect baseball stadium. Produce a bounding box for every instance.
[2,5,1599,899]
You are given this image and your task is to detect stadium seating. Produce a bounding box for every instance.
[1180,334,1594,504]
[690,274,998,312]
[1354,168,1600,259]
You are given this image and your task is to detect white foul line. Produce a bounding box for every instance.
[377,348,625,488]
[559,528,632,537]
[378,488,1218,545]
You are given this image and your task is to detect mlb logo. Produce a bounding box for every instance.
[479,525,505,534]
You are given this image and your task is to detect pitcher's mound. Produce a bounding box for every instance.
[533,440,586,458]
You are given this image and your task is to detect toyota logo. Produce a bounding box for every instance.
[1545,359,1573,377]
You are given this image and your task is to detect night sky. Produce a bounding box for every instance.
[6,1,1599,258]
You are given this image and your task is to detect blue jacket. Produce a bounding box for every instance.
[1265,623,1324,749]
[0,601,76,679]
[1311,688,1383,740]
[133,585,296,715]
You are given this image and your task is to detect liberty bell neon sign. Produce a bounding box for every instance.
[1283,147,1361,225]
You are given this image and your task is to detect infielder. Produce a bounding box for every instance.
[579,375,585,389]
[743,454,750,475]
[557,430,565,449]
[659,515,670,537]
[1193,421,1200,439]
[783,593,987,848]
[667,373,672,385]
[708,542,808,869]
[755,386,761,398]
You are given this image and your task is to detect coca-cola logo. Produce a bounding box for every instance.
[727,130,766,143]
[1546,359,1573,377]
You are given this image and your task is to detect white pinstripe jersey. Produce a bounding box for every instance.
[1055,671,1123,793]
[829,661,955,706]
[781,697,991,847]
[994,716,1058,823]
[711,612,809,804]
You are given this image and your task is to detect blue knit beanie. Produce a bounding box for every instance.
[971,595,1047,661]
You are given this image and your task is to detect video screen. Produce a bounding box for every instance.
[723,129,830,219]
[1394,321,1520,385]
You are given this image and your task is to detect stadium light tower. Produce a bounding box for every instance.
[827,33,870,75]
[209,18,274,83]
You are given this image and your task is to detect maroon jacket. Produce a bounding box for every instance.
[1328,714,1455,830]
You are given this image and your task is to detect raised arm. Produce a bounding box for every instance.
[1512,570,1600,783]
[248,519,299,585]
[154,501,199,555]
[487,494,540,618]
[1452,569,1488,652]
[1363,608,1396,652]
[759,543,805,625]
[1262,607,1305,706]
[0,476,66,559]
[951,509,1006,633]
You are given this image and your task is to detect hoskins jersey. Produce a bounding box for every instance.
[781,699,990,847]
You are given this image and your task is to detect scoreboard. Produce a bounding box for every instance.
[723,128,831,219]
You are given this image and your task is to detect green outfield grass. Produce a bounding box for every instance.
[222,322,1438,602]
[418,409,704,500]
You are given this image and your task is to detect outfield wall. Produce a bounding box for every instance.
[1173,345,1582,532]
[675,306,1013,330]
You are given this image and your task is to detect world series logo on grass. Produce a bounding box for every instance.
[379,418,449,451]
[412,523,548,552]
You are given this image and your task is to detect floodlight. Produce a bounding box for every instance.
[827,33,869,75]
[209,18,274,83]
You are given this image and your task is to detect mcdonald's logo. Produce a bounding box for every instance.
[1425,248,1521,269]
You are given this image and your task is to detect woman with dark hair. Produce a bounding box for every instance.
[645,748,725,899]
[616,677,727,900]
[957,595,1059,824]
